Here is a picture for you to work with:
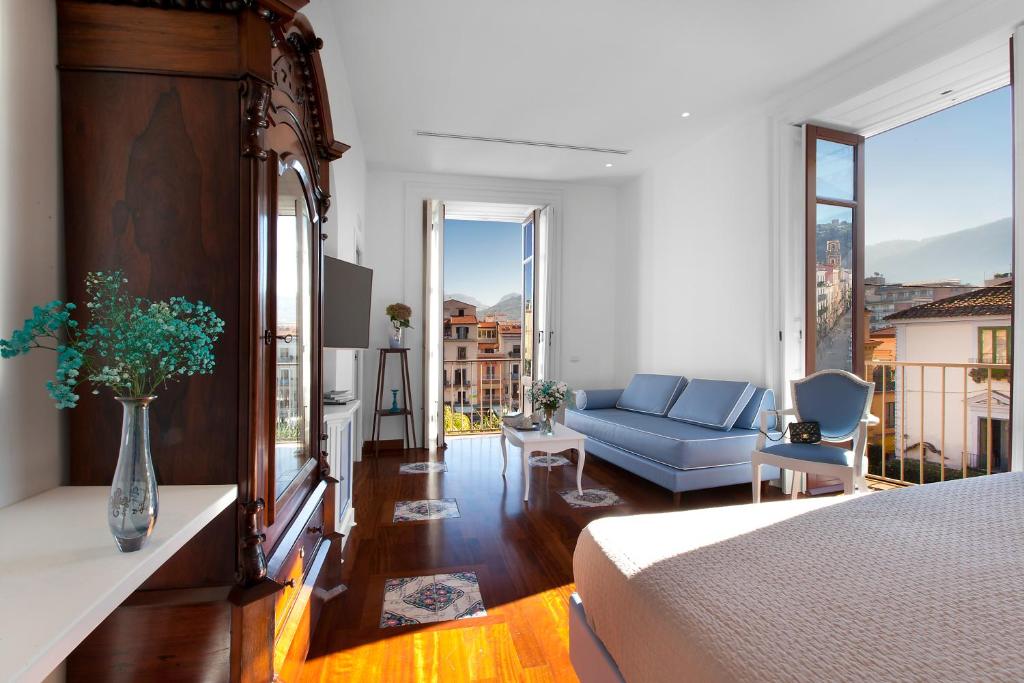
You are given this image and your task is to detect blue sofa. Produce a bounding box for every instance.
[566,374,780,500]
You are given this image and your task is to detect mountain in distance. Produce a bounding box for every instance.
[444,292,487,309]
[480,292,522,320]
[865,217,1011,286]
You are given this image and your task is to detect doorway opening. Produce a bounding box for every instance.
[806,82,1014,487]
[424,201,552,448]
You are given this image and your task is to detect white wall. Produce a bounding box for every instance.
[364,170,620,441]
[0,1,66,509]
[614,114,774,387]
[305,0,368,396]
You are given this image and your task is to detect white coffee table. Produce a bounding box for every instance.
[500,422,586,502]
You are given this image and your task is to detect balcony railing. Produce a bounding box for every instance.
[864,360,1011,486]
[443,358,523,435]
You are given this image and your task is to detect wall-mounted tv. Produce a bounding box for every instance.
[324,256,373,349]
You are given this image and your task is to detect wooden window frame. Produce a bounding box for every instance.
[805,125,866,376]
[978,326,1012,364]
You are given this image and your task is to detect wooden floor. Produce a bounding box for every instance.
[301,436,850,682]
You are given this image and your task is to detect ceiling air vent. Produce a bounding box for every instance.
[415,130,630,155]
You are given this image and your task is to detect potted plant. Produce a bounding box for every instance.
[526,379,570,435]
[385,302,412,348]
[0,271,224,552]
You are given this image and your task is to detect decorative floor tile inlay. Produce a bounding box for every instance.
[529,454,571,468]
[393,498,460,522]
[380,571,487,628]
[399,461,447,474]
[559,487,625,509]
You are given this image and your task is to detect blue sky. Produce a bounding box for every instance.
[865,86,1012,245]
[444,219,521,307]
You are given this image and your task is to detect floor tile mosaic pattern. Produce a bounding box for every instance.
[393,498,461,522]
[398,461,447,474]
[558,487,625,508]
[380,572,487,628]
[529,454,571,468]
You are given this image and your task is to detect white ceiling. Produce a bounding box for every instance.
[329,0,951,183]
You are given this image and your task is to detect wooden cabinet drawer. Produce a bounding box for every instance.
[273,499,324,638]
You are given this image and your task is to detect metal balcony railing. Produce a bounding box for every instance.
[443,358,523,435]
[864,360,1012,486]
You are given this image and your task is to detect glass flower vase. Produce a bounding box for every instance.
[541,408,555,436]
[108,396,160,552]
[389,325,404,349]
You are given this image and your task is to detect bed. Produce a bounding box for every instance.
[571,472,1024,682]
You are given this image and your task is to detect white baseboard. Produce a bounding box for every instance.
[316,584,348,602]
[338,504,356,549]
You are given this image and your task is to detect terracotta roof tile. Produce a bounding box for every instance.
[885,283,1011,321]
[448,315,478,324]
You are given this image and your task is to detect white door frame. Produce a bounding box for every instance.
[408,180,564,449]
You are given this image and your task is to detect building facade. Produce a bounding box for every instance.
[884,283,1012,475]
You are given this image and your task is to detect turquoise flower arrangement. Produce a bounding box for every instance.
[0,271,224,407]
[1,271,224,552]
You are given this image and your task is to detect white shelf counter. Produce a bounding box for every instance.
[0,484,237,682]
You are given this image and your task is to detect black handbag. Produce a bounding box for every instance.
[761,420,822,444]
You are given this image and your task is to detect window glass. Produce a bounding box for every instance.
[816,139,854,201]
[813,203,854,372]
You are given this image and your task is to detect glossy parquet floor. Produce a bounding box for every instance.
[301,436,799,682]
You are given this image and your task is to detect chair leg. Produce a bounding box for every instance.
[751,463,761,504]
[790,471,800,500]
[672,491,682,506]
[843,470,855,496]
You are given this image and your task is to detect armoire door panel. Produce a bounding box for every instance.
[60,71,243,487]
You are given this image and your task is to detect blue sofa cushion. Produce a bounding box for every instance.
[667,379,755,431]
[565,407,760,470]
[615,374,687,416]
[762,442,853,467]
[574,388,623,411]
[735,387,776,430]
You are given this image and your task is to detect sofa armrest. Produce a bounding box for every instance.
[573,389,623,410]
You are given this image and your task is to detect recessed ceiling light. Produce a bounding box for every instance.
[605,163,614,168]
[681,112,691,118]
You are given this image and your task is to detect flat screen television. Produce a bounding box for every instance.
[323,256,373,349]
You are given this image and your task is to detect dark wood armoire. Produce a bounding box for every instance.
[56,1,349,679]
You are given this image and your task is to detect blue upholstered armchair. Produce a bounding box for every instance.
[751,370,876,503]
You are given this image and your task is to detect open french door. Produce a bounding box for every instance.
[805,125,865,376]
[424,199,445,450]
[520,207,553,414]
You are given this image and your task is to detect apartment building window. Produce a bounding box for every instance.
[457,346,467,360]
[884,401,896,427]
[978,327,1011,364]
[457,326,469,339]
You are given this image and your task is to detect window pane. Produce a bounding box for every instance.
[816,139,854,201]
[274,172,312,500]
[814,204,854,372]
[995,328,1009,363]
[980,329,993,363]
